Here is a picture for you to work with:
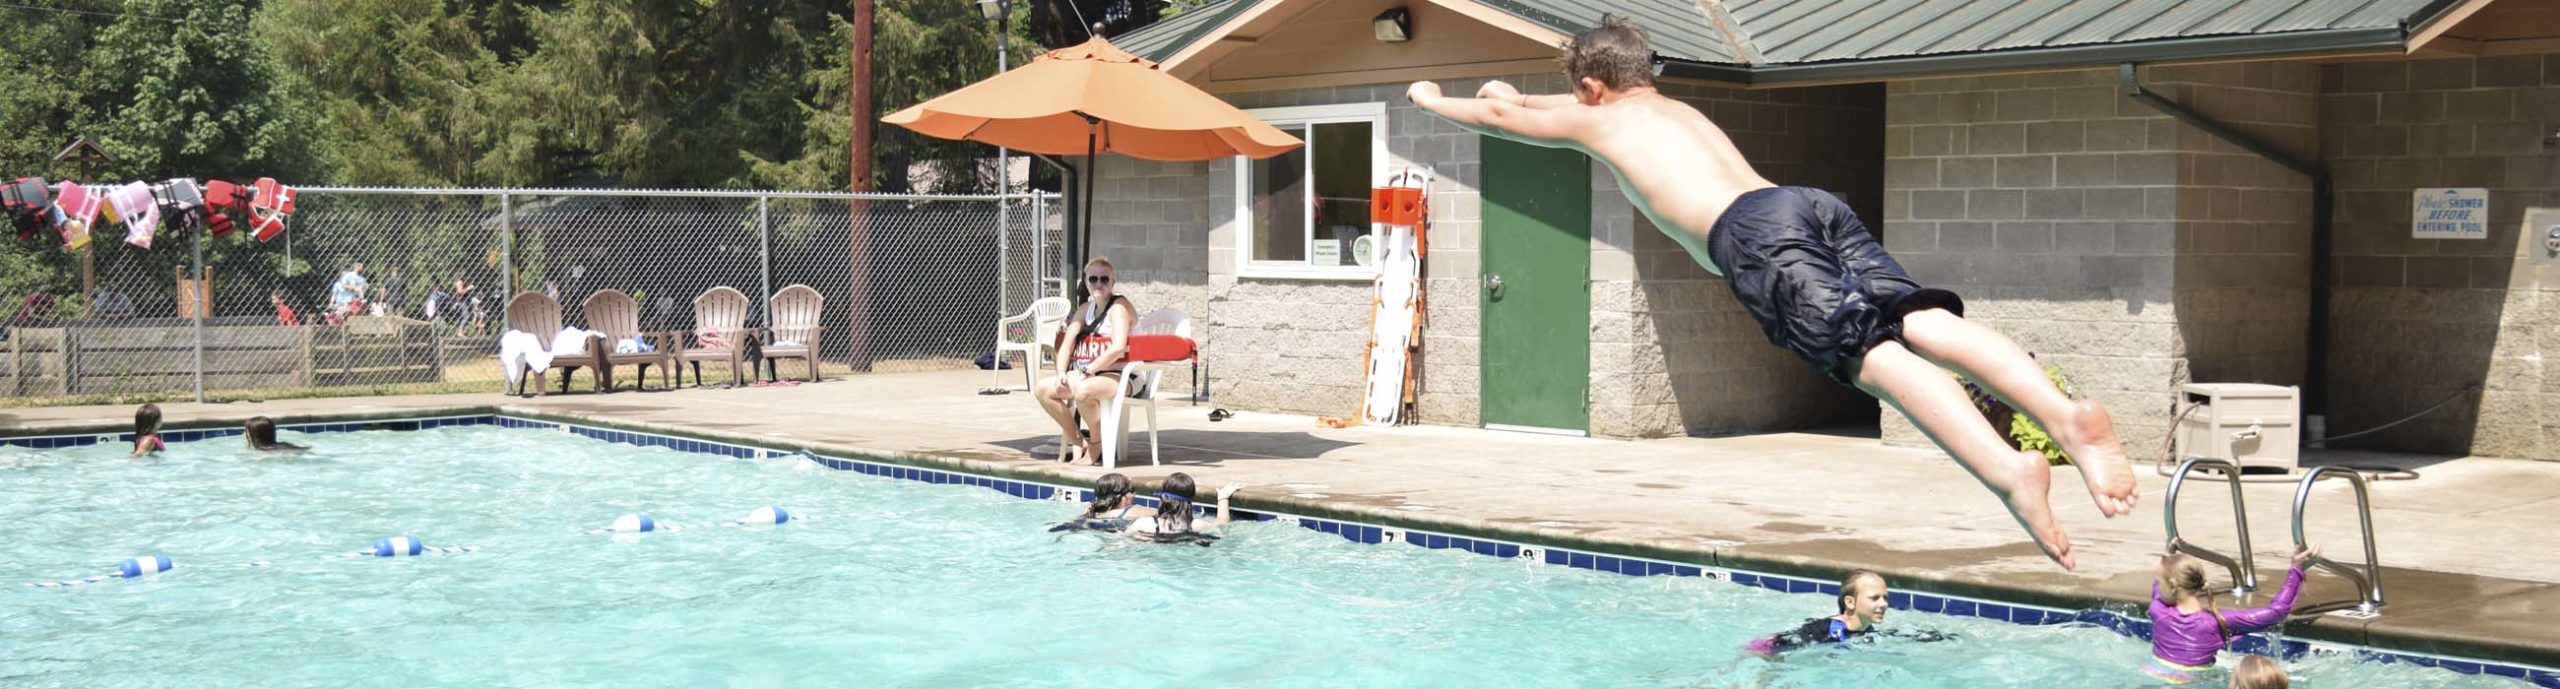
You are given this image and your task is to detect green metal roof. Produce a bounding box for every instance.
[1478,0,1738,63]
[1116,0,1263,62]
[1117,0,2473,84]
[1727,0,2451,64]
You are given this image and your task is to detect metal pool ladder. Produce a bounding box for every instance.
[2163,457,2258,596]
[2292,466,2386,617]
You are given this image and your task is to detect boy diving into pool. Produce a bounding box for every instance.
[1406,16,2136,570]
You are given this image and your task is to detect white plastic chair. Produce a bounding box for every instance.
[994,297,1072,391]
[1100,307,1192,469]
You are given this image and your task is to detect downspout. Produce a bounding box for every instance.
[2117,63,2333,432]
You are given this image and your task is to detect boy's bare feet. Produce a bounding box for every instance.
[2062,399,2139,517]
[1989,449,2076,571]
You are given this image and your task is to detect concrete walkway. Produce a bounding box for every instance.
[6,370,2556,668]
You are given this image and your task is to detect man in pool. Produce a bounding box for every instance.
[1406,16,2137,570]
[1747,571,1950,656]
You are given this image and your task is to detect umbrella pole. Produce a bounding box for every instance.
[1082,128,1097,280]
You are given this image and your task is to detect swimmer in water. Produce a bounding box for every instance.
[2144,540,2318,684]
[1051,472,1153,533]
[1126,472,1243,546]
[243,416,308,452]
[2229,655,2288,689]
[1746,570,1951,656]
[130,404,165,457]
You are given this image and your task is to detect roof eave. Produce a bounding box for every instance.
[1708,26,2408,86]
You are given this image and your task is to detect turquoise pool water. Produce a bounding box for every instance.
[0,425,2531,688]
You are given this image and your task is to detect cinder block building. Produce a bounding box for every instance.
[1087,0,2560,460]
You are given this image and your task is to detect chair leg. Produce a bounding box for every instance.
[805,356,819,383]
[1098,394,1122,470]
[1146,398,1159,467]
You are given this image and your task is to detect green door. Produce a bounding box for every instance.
[1479,136,1591,434]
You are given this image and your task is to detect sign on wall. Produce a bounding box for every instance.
[2414,187,2489,240]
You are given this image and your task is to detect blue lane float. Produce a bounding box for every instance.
[30,555,172,588]
[588,507,801,535]
[590,513,659,535]
[334,536,480,559]
[741,506,791,525]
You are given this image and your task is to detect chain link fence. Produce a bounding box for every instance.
[0,187,1060,405]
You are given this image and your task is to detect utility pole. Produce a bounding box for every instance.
[846,0,878,372]
[850,0,874,193]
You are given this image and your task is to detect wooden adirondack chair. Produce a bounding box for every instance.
[679,286,753,388]
[502,292,602,396]
[759,284,825,383]
[581,289,674,391]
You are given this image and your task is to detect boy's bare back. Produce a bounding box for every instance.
[1411,81,1771,275]
[1571,92,1775,271]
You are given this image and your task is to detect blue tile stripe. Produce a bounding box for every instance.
[5,412,2553,682]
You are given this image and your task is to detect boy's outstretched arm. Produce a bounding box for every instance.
[1407,81,1587,148]
[1475,80,1579,109]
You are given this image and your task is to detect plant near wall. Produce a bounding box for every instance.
[1958,360,2078,467]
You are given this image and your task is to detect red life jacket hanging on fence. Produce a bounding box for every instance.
[2,177,49,241]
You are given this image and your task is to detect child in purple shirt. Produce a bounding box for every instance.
[2145,542,2321,683]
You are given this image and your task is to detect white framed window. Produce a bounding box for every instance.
[1235,102,1389,280]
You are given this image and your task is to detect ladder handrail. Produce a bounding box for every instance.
[2292,466,2385,614]
[2163,457,2260,596]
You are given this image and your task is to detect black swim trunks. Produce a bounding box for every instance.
[1707,187,1963,387]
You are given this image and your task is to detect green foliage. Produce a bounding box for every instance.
[1160,0,1219,18]
[6,0,1045,193]
[83,0,323,181]
[0,7,99,174]
[740,2,1039,192]
[1958,363,2079,467]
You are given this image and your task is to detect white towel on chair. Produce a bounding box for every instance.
[498,330,553,385]
[551,328,601,357]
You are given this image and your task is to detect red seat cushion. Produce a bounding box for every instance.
[1124,334,1195,362]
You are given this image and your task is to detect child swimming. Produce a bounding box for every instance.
[1746,570,1951,656]
[243,416,308,452]
[1127,472,1243,545]
[1050,472,1153,532]
[2229,655,2288,689]
[129,404,164,456]
[2145,541,2319,684]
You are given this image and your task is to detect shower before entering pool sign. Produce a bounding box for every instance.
[2413,187,2488,240]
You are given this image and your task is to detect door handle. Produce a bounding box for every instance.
[1484,273,1504,299]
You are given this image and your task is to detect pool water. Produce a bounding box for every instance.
[0,425,2530,688]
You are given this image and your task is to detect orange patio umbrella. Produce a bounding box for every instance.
[884,36,1302,273]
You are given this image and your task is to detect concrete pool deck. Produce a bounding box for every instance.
[6,370,2557,670]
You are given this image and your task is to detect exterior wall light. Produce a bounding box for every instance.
[1374,7,1412,42]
